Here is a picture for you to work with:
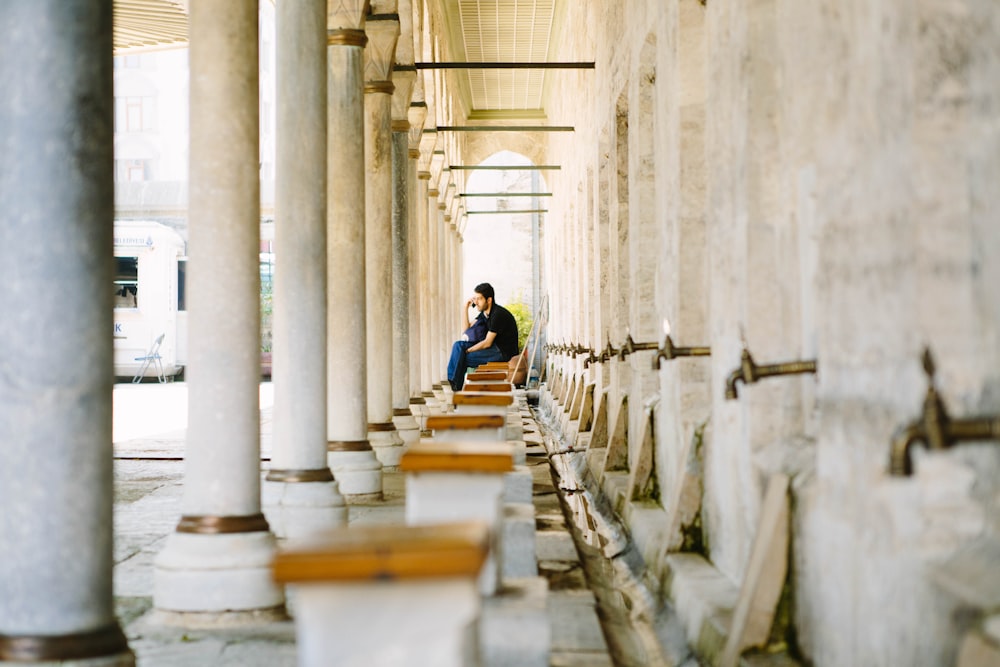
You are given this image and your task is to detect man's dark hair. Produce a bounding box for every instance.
[474,282,495,301]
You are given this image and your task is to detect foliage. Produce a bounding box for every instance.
[260,278,273,353]
[506,297,533,351]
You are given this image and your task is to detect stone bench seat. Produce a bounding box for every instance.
[401,440,516,595]
[272,521,489,667]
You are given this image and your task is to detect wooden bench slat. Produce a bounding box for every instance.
[466,371,507,381]
[460,381,512,392]
[272,521,490,583]
[426,414,505,430]
[452,391,514,406]
[476,362,509,370]
[400,440,515,473]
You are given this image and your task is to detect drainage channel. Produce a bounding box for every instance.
[533,404,697,667]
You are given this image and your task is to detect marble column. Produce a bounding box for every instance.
[263,0,346,538]
[0,2,132,663]
[416,169,436,404]
[390,69,420,444]
[436,185,451,386]
[363,15,404,467]
[427,179,443,396]
[153,1,283,615]
[326,3,383,500]
[407,104,428,412]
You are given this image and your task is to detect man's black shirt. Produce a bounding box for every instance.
[486,303,519,361]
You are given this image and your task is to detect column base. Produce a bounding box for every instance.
[0,625,134,666]
[153,531,285,613]
[327,446,383,500]
[262,478,348,539]
[393,409,420,447]
[368,422,405,470]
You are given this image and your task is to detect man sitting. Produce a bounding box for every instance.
[446,282,519,392]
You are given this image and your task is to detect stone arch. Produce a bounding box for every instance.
[460,150,546,312]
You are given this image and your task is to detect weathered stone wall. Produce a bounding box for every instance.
[542,0,1000,664]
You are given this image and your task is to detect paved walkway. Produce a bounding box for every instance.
[111,382,613,666]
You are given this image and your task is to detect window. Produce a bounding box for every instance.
[114,257,139,309]
[177,259,187,311]
[115,96,155,132]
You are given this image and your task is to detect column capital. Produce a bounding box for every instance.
[391,69,416,124]
[364,17,400,87]
[327,0,369,31]
[407,102,427,155]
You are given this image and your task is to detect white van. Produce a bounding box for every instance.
[113,220,187,380]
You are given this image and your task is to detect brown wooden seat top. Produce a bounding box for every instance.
[425,414,505,430]
[272,520,489,583]
[460,381,513,393]
[466,371,507,381]
[476,362,509,370]
[400,440,515,473]
[452,391,514,406]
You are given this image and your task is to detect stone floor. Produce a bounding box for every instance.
[110,382,615,666]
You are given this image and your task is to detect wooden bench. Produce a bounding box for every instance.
[273,521,489,667]
[400,440,516,595]
[426,413,506,441]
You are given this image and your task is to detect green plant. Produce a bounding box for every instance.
[260,278,273,353]
[506,298,533,351]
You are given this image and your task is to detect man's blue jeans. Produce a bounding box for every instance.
[447,340,503,391]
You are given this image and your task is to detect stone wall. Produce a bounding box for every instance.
[542,0,1000,664]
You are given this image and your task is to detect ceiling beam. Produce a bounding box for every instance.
[464,209,548,215]
[438,126,573,132]
[450,165,560,171]
[459,192,553,197]
[415,62,594,70]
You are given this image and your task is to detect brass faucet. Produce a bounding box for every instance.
[653,334,711,369]
[572,344,591,359]
[582,349,599,368]
[598,336,619,363]
[724,346,817,400]
[889,349,1000,476]
[617,332,659,361]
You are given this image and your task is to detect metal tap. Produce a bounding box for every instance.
[582,349,600,368]
[598,336,619,363]
[889,349,1000,476]
[617,332,659,361]
[653,334,711,369]
[724,346,817,400]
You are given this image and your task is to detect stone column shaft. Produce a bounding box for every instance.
[427,189,443,390]
[391,127,420,440]
[264,0,346,537]
[416,172,435,398]
[0,1,132,662]
[154,0,283,615]
[406,155,424,404]
[363,17,404,465]
[326,21,383,500]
